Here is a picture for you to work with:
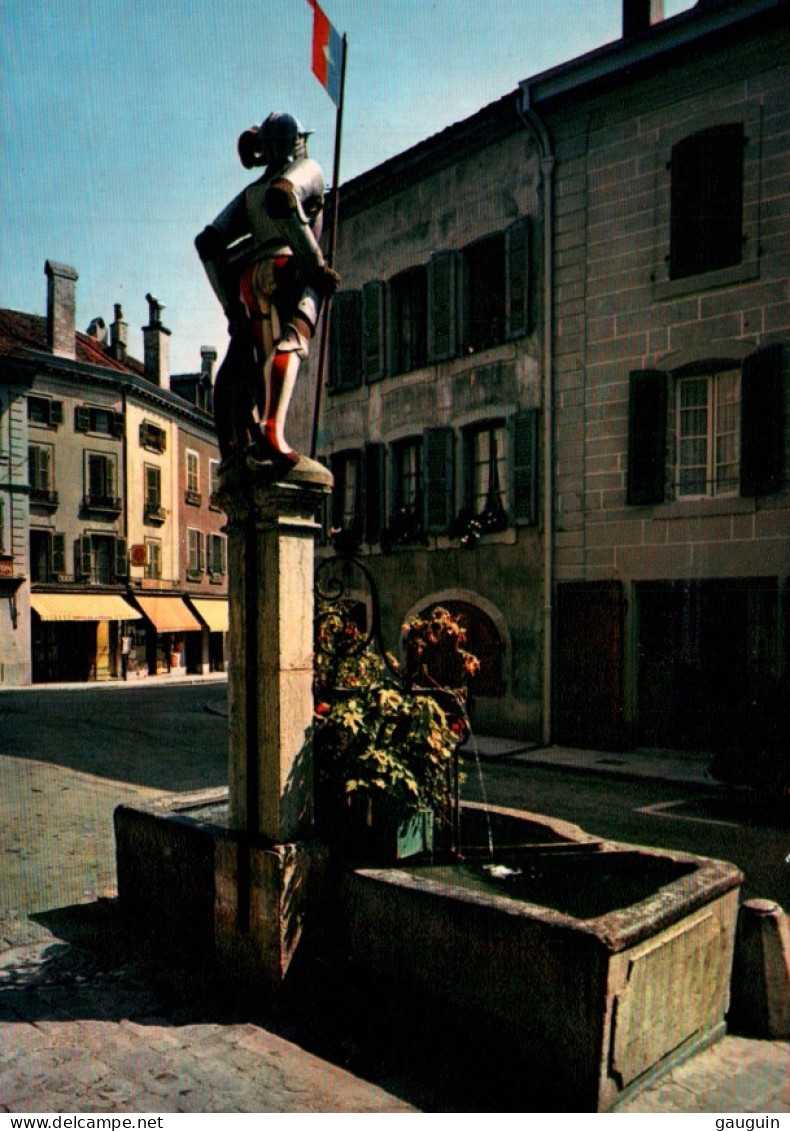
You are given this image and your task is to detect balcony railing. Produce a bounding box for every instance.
[30,487,59,510]
[83,493,122,516]
[185,489,202,506]
[144,503,168,526]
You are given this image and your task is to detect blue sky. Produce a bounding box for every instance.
[1,0,694,374]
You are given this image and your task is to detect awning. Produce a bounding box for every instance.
[189,599,229,634]
[134,596,202,633]
[30,593,143,622]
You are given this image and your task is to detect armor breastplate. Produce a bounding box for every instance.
[245,157,325,253]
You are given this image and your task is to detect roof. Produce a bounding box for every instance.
[0,306,215,429]
[338,0,788,215]
[0,308,145,375]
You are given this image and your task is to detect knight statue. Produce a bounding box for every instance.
[195,111,339,473]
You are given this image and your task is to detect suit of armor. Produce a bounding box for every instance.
[196,113,338,468]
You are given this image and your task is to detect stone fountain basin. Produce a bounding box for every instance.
[341,801,743,1112]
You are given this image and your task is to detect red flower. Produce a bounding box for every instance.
[315,702,331,717]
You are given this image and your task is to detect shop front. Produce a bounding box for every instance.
[29,592,143,683]
[132,596,203,676]
[187,598,229,674]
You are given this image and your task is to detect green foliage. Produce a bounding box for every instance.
[310,603,477,826]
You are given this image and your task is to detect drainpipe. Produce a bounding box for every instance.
[516,85,555,748]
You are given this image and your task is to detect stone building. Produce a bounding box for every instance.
[0,262,227,684]
[292,95,546,739]
[294,0,789,758]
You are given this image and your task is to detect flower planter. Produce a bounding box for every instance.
[317,792,434,863]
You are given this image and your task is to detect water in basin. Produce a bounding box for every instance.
[401,849,698,919]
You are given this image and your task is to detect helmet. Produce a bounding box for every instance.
[238,112,309,169]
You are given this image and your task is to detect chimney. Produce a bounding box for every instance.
[45,260,78,359]
[86,317,107,343]
[110,304,128,362]
[143,293,171,390]
[200,346,218,381]
[623,0,663,37]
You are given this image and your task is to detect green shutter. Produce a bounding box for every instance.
[627,370,667,505]
[741,343,784,497]
[52,533,66,575]
[512,409,539,524]
[428,251,459,361]
[505,218,530,339]
[362,281,386,382]
[423,427,454,534]
[330,290,363,391]
[79,533,93,578]
[114,537,128,578]
[74,406,90,433]
[50,401,63,426]
[364,442,386,545]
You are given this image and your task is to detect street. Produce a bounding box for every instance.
[1,680,788,949]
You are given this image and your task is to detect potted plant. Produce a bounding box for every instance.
[309,603,479,861]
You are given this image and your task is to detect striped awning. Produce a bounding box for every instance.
[189,599,229,634]
[134,596,202,633]
[30,593,142,622]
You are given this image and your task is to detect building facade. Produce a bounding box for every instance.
[293,0,789,758]
[0,262,227,685]
[528,0,789,755]
[292,99,546,739]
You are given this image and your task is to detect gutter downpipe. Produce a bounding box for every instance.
[516,84,555,748]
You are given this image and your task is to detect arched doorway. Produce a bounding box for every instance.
[415,599,505,698]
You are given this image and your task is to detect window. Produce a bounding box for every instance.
[75,534,127,583]
[29,445,57,508]
[389,266,428,374]
[676,371,740,498]
[0,498,5,555]
[145,538,162,581]
[209,459,221,509]
[669,124,744,280]
[84,453,120,513]
[627,345,784,506]
[28,397,63,428]
[30,530,65,582]
[461,220,529,354]
[329,450,363,541]
[144,465,166,524]
[185,450,201,505]
[187,528,204,578]
[75,406,123,436]
[393,437,423,515]
[207,533,227,577]
[140,420,167,453]
[465,422,508,531]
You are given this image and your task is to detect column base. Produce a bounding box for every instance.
[114,789,328,1001]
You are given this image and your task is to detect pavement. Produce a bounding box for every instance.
[1,681,788,1113]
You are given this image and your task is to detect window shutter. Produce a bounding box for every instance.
[741,343,784,497]
[627,370,667,505]
[669,124,744,280]
[52,533,66,575]
[329,453,345,530]
[50,401,63,426]
[79,533,93,578]
[428,251,459,361]
[505,218,530,339]
[114,537,128,578]
[423,427,454,534]
[198,532,205,573]
[362,281,386,382]
[512,409,539,525]
[364,442,386,545]
[329,290,363,391]
[75,406,90,432]
[112,412,124,438]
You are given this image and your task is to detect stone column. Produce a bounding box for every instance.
[221,465,330,839]
[213,457,332,994]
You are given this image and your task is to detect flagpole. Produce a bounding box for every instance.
[310,32,347,459]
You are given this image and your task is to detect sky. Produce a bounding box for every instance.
[1,0,695,375]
